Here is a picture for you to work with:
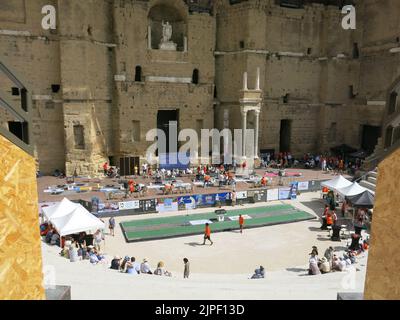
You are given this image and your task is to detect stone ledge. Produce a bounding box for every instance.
[45,285,71,300]
[337,292,364,300]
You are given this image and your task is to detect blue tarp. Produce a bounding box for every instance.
[159,152,190,170]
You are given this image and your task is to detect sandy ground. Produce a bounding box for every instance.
[89,192,357,274]
[41,191,368,299]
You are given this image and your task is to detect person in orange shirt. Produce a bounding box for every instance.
[129,183,135,195]
[103,162,109,176]
[239,214,244,234]
[202,223,213,245]
[326,212,333,227]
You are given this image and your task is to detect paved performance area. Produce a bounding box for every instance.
[121,204,315,242]
[41,191,369,299]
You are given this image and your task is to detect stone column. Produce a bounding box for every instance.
[241,109,247,157]
[256,67,260,90]
[148,25,152,49]
[254,109,260,158]
[243,72,248,91]
[184,36,188,52]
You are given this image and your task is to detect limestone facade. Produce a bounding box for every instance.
[0,0,399,175]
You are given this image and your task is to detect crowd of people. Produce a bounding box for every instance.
[307,242,369,276]
[54,228,192,278]
[260,152,363,175]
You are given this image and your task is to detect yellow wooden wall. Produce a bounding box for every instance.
[364,147,400,299]
[0,134,45,299]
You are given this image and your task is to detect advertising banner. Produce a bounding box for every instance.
[290,182,298,200]
[267,188,279,201]
[236,191,248,199]
[248,190,267,202]
[118,200,140,211]
[278,187,291,200]
[178,196,197,210]
[98,202,119,213]
[139,199,157,212]
[156,198,178,212]
[298,181,309,191]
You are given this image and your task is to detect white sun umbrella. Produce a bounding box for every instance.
[42,197,79,220]
[337,182,367,197]
[50,204,105,237]
[321,175,352,192]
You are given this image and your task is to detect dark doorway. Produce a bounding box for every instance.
[157,109,179,154]
[8,121,29,144]
[135,66,142,82]
[192,69,199,84]
[119,156,140,176]
[361,125,381,155]
[279,119,291,152]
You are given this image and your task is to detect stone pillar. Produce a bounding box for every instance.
[243,72,248,91]
[254,109,260,158]
[184,36,188,52]
[241,109,247,157]
[256,67,260,91]
[148,25,152,49]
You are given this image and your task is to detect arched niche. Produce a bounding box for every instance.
[148,1,188,51]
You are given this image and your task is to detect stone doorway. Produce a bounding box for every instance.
[279,119,291,153]
[157,109,179,154]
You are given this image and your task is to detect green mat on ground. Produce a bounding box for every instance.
[120,204,315,242]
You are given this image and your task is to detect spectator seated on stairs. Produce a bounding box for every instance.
[319,257,331,274]
[154,261,172,277]
[251,266,265,279]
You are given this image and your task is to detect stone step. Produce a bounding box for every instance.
[369,171,378,179]
[367,176,377,185]
[360,180,376,191]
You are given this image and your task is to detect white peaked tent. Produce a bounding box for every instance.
[337,182,369,197]
[321,175,352,192]
[42,197,78,220]
[50,204,105,237]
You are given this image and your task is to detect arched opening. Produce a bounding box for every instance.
[148,3,187,51]
[192,69,199,84]
[135,66,142,82]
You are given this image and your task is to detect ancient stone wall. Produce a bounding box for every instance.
[0,0,64,174]
[0,0,397,172]
[113,0,216,165]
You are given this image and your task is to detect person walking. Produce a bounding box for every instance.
[202,223,213,245]
[231,191,236,207]
[183,258,190,279]
[239,214,244,234]
[108,216,115,236]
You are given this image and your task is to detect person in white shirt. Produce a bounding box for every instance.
[94,230,103,252]
[319,257,331,274]
[308,252,321,275]
[141,258,152,274]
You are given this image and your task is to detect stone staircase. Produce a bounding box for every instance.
[363,136,400,172]
[359,169,378,192]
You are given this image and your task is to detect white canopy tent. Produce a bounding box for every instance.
[50,205,105,237]
[337,182,369,197]
[42,197,78,220]
[43,198,105,237]
[321,175,352,192]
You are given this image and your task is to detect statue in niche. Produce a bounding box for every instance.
[159,20,177,51]
[162,20,172,43]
